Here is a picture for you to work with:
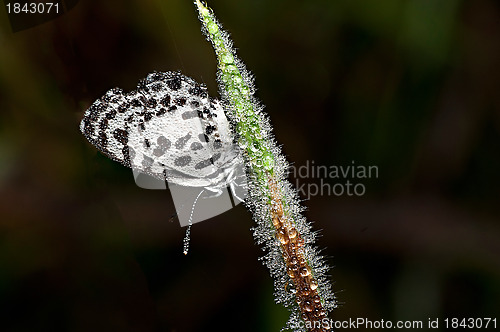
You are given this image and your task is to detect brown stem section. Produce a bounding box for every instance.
[268,178,330,331]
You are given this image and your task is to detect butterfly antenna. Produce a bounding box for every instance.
[182,189,205,255]
[157,2,187,73]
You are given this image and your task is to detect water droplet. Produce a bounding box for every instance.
[235,77,243,85]
[238,136,249,149]
[288,228,297,239]
[240,86,250,95]
[208,22,218,34]
[214,39,224,48]
[276,229,289,244]
[300,285,310,297]
[310,279,318,290]
[263,154,274,170]
[252,158,263,168]
[285,281,296,294]
[304,300,313,312]
[227,64,238,73]
[221,52,232,64]
[315,309,326,318]
[300,267,310,277]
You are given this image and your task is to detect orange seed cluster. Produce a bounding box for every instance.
[269,179,329,331]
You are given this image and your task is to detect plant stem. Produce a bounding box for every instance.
[194,1,336,330]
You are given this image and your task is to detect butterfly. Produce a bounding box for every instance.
[80,71,247,253]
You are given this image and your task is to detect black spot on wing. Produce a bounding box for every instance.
[182,111,199,120]
[158,136,171,150]
[160,95,171,108]
[205,125,216,135]
[88,104,100,122]
[118,103,129,113]
[167,76,182,90]
[190,142,203,151]
[144,112,153,122]
[188,86,202,96]
[199,134,209,143]
[101,95,111,103]
[156,108,167,116]
[122,146,134,167]
[174,156,191,167]
[203,107,214,119]
[105,109,117,120]
[194,159,213,170]
[211,153,221,163]
[175,133,191,149]
[97,131,107,149]
[214,139,223,149]
[131,98,143,107]
[113,129,128,145]
[146,98,157,108]
[188,86,207,98]
[150,82,163,92]
[110,97,121,104]
[193,152,221,170]
[175,97,187,106]
[153,136,171,157]
[81,117,94,138]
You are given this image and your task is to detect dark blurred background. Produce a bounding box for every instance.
[1,0,499,331]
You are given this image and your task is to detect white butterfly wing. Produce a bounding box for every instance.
[81,71,239,188]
